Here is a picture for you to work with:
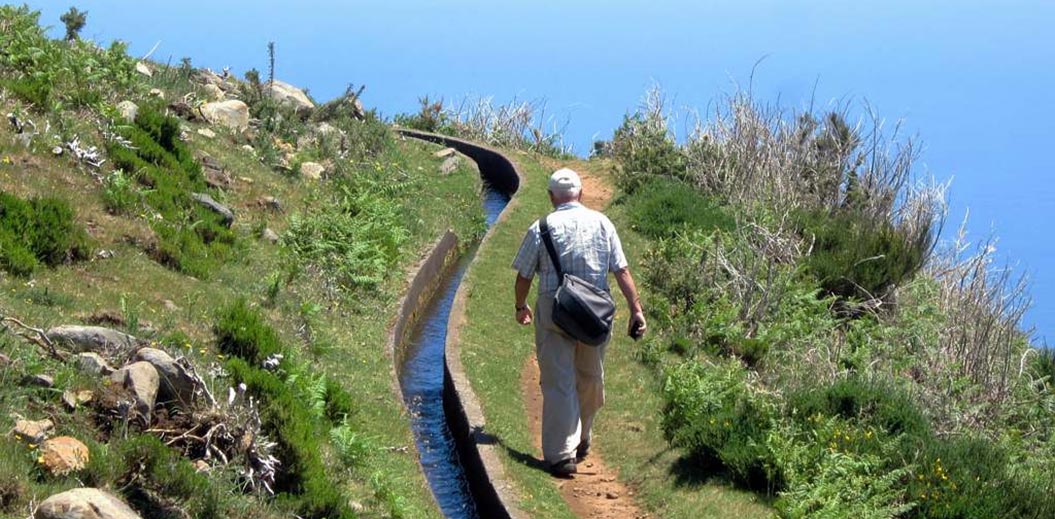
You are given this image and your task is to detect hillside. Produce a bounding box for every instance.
[1,6,1053,519]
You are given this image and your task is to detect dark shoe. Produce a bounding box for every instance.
[548,458,577,477]
[575,440,590,462]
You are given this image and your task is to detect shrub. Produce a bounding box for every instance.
[787,375,931,441]
[611,107,687,194]
[107,104,236,277]
[0,192,89,275]
[625,177,735,238]
[214,298,284,365]
[661,359,778,488]
[393,95,450,133]
[796,208,929,302]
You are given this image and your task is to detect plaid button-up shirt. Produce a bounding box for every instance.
[512,202,629,296]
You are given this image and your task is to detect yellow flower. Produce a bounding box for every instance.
[36,456,44,464]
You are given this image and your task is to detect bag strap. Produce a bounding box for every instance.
[539,216,564,279]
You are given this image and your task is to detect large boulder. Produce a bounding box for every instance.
[39,436,90,475]
[267,79,315,114]
[132,348,196,405]
[34,488,141,519]
[110,362,159,422]
[46,326,137,354]
[198,100,249,132]
[191,193,235,227]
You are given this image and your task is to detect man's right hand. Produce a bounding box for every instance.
[628,311,647,340]
[516,306,533,325]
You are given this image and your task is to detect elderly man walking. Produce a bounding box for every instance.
[512,167,647,477]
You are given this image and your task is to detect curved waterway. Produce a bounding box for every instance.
[399,186,510,518]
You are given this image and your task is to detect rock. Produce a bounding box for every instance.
[134,61,152,77]
[13,419,54,444]
[115,100,138,122]
[193,459,209,472]
[39,437,90,476]
[148,88,164,99]
[199,154,231,189]
[267,79,315,114]
[300,161,325,180]
[46,326,137,354]
[110,362,159,421]
[202,83,225,101]
[434,147,456,159]
[132,348,196,405]
[0,352,10,367]
[167,101,201,122]
[198,100,249,132]
[162,300,180,312]
[21,374,54,388]
[440,155,460,175]
[606,491,620,500]
[259,196,283,212]
[192,68,224,87]
[349,501,365,514]
[196,128,216,139]
[261,228,279,244]
[34,488,141,519]
[190,193,235,227]
[240,144,255,154]
[75,352,114,376]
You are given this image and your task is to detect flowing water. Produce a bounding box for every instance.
[399,186,510,518]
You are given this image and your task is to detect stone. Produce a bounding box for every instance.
[192,68,224,87]
[13,419,53,444]
[199,154,231,189]
[434,147,457,159]
[34,488,141,519]
[134,61,152,77]
[267,79,315,114]
[259,196,283,212]
[196,128,216,139]
[261,228,280,244]
[75,352,114,376]
[162,299,180,312]
[193,459,209,472]
[110,362,159,421]
[202,83,225,101]
[300,161,325,180]
[198,100,249,132]
[148,88,164,99]
[132,347,196,405]
[440,155,460,175]
[116,101,138,122]
[39,437,90,475]
[46,326,137,354]
[0,352,10,367]
[240,144,255,154]
[190,193,235,227]
[167,101,200,122]
[21,374,54,388]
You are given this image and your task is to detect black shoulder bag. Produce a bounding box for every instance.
[539,216,616,346]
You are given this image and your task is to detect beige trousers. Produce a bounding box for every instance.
[534,296,608,464]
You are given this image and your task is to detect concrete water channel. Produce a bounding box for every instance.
[394,130,519,518]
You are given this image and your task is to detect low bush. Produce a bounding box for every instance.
[0,192,89,275]
[796,208,929,302]
[661,359,778,488]
[611,110,687,194]
[787,375,931,441]
[107,104,236,277]
[625,177,736,238]
[214,298,284,365]
[215,301,357,519]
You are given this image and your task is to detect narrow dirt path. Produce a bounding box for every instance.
[520,159,650,519]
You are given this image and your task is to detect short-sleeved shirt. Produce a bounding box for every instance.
[511,202,629,296]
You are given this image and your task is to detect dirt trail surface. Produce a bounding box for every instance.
[521,159,650,519]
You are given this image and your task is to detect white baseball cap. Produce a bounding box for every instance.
[548,168,582,193]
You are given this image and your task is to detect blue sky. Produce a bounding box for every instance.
[27,0,1054,343]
